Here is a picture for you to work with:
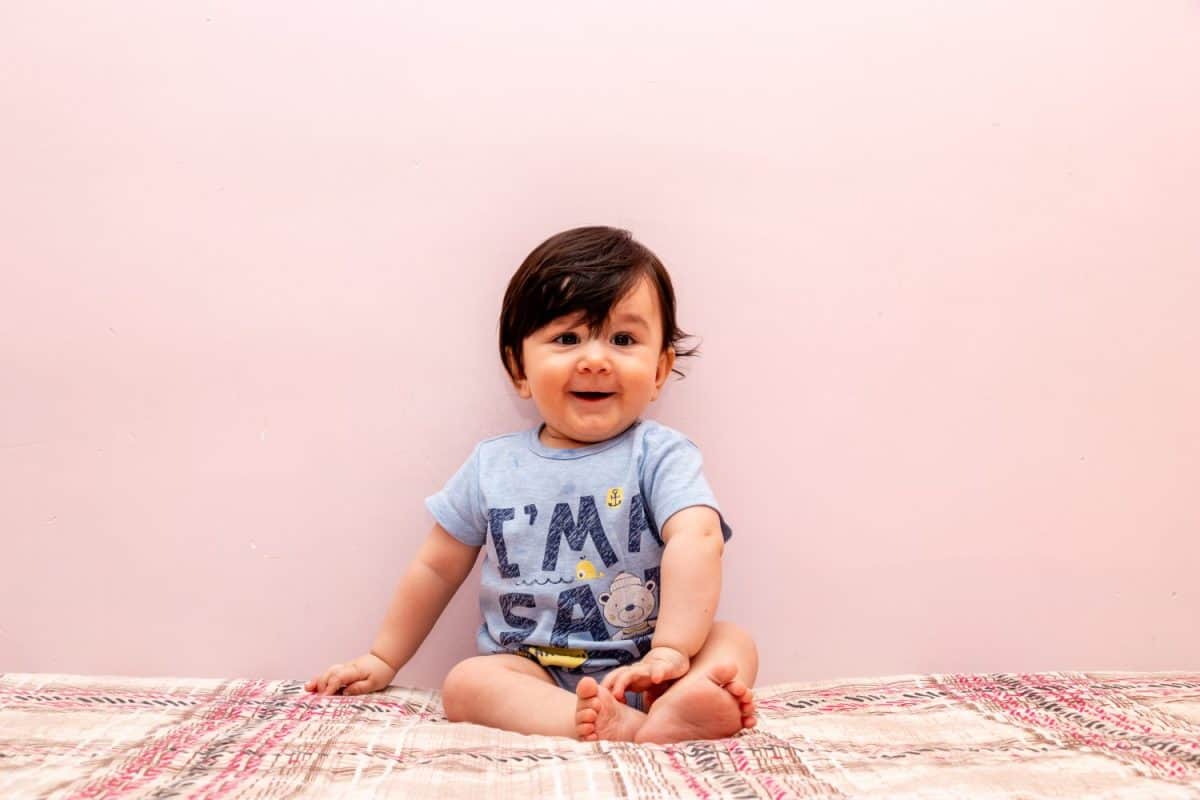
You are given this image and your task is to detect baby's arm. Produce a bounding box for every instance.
[652,505,724,656]
[306,522,479,695]
[602,506,724,697]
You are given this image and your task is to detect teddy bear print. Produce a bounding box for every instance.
[598,572,657,640]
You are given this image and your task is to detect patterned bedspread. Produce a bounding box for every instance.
[2,671,1199,798]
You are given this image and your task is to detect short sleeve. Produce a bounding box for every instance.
[424,445,488,547]
[641,427,733,542]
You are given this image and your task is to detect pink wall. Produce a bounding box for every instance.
[3,3,1197,686]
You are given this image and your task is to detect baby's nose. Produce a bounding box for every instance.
[576,340,611,371]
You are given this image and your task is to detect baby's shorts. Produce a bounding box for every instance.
[543,665,647,712]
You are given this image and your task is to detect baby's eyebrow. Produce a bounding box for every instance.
[610,312,650,329]
[550,312,588,328]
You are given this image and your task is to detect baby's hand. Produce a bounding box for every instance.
[305,652,396,696]
[601,646,690,701]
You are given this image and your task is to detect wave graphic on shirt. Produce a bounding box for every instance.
[512,576,574,586]
[512,558,607,587]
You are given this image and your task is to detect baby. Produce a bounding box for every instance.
[307,226,758,743]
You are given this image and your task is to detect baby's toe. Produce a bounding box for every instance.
[731,684,756,728]
[709,663,738,686]
[576,676,599,699]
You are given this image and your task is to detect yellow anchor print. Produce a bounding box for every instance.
[606,487,624,508]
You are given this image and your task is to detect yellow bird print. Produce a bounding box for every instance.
[576,558,605,581]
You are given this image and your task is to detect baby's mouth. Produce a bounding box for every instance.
[571,391,615,401]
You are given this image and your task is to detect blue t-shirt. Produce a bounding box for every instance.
[425,418,732,675]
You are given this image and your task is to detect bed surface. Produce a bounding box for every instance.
[3,670,1199,798]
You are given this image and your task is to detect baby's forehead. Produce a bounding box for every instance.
[549,278,663,328]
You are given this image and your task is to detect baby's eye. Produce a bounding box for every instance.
[611,333,635,346]
[554,332,580,345]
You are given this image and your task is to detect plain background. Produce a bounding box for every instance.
[2,2,1197,687]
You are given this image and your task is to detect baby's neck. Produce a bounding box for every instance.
[538,421,638,450]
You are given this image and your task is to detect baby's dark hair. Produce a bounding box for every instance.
[499,226,697,381]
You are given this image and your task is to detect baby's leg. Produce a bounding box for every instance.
[441,655,575,736]
[441,654,644,739]
[635,621,759,744]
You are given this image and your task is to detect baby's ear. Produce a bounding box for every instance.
[504,347,532,398]
[652,347,676,396]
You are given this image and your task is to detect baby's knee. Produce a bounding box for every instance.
[441,657,488,722]
[711,620,758,656]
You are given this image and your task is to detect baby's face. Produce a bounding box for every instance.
[515,277,675,449]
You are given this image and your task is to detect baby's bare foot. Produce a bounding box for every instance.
[634,663,755,744]
[575,676,647,741]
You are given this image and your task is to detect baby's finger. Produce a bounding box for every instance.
[323,666,354,696]
[317,665,346,694]
[610,669,637,699]
[608,667,640,698]
[600,668,623,693]
[343,678,376,696]
[339,666,369,694]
